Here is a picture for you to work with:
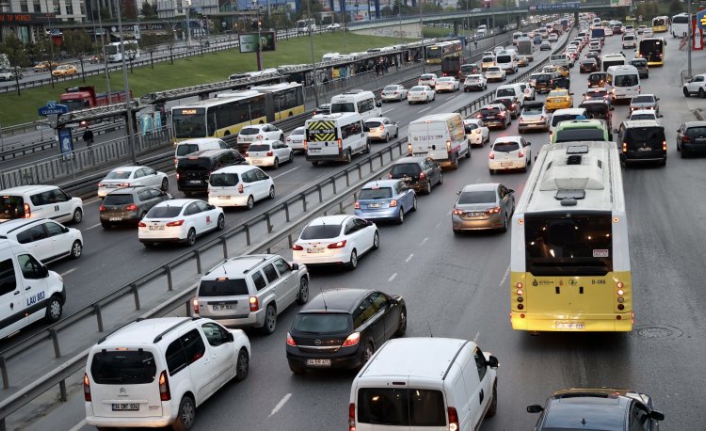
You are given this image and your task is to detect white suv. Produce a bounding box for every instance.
[683,74,706,98]
[236,124,284,150]
[0,185,83,224]
[84,317,251,430]
[0,218,83,264]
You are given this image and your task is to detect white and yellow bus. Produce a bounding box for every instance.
[652,16,669,33]
[510,141,633,332]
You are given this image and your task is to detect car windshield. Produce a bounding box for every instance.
[523,105,543,115]
[198,278,249,296]
[481,108,501,115]
[458,191,496,204]
[390,163,421,176]
[105,171,132,180]
[102,194,134,205]
[437,78,453,82]
[176,144,199,157]
[467,75,482,80]
[90,350,156,385]
[357,388,446,426]
[482,56,494,62]
[300,224,342,239]
[359,188,393,200]
[147,206,183,218]
[239,127,260,135]
[209,173,239,187]
[292,312,351,334]
[493,142,520,152]
[420,74,434,80]
[248,144,270,151]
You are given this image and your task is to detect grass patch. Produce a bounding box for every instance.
[0,32,407,127]
[423,26,454,38]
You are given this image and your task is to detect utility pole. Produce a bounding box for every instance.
[688,0,693,78]
[116,0,137,163]
[95,0,111,104]
[307,0,320,106]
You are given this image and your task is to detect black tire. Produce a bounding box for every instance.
[234,348,249,382]
[500,213,508,233]
[262,304,277,335]
[348,249,358,270]
[311,160,319,166]
[216,214,225,231]
[173,396,196,431]
[364,141,371,154]
[395,307,407,336]
[101,222,110,230]
[161,178,169,191]
[362,341,375,363]
[411,196,418,212]
[486,384,498,418]
[684,88,690,97]
[681,149,687,158]
[246,195,255,210]
[288,152,294,163]
[384,133,389,143]
[72,208,83,224]
[438,173,443,185]
[273,158,279,169]
[289,363,305,374]
[699,88,705,99]
[345,149,352,163]
[70,240,82,259]
[465,145,471,158]
[425,181,432,195]
[372,232,380,250]
[394,129,399,138]
[397,208,405,225]
[489,169,495,175]
[297,277,310,304]
[185,228,196,246]
[45,295,63,323]
[268,186,275,199]
[143,242,155,248]
[279,134,285,141]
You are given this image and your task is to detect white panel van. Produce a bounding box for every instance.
[304,113,370,165]
[408,113,470,169]
[330,90,382,121]
[607,65,640,102]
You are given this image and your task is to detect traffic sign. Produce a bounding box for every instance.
[638,15,643,22]
[698,10,706,29]
[37,101,68,117]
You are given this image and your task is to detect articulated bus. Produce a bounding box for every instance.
[652,16,669,33]
[425,40,463,65]
[170,83,304,141]
[670,13,690,38]
[510,141,633,332]
[638,37,666,66]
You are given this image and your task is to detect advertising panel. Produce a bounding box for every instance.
[238,31,276,53]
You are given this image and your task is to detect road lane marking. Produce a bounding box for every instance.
[86,222,102,230]
[273,166,300,179]
[420,237,428,245]
[269,393,292,417]
[473,331,480,343]
[405,254,414,263]
[419,106,433,113]
[499,265,510,287]
[61,268,77,277]
[388,273,397,282]
[68,419,86,431]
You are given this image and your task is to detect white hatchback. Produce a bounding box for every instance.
[244,140,293,168]
[407,85,435,104]
[0,218,83,264]
[364,117,399,142]
[286,126,306,151]
[488,136,532,174]
[208,165,275,209]
[98,166,169,198]
[236,124,284,148]
[463,119,490,147]
[138,199,225,247]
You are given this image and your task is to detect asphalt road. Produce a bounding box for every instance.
[23,29,706,430]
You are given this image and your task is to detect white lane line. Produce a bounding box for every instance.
[405,254,414,263]
[499,265,510,287]
[419,106,432,113]
[435,221,442,228]
[420,237,428,245]
[269,393,292,417]
[67,419,86,431]
[86,222,102,230]
[383,108,396,114]
[61,268,77,277]
[473,331,480,343]
[273,166,300,179]
[388,273,398,282]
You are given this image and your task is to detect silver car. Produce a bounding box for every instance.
[484,66,506,82]
[451,183,515,233]
[286,126,306,152]
[365,117,399,142]
[381,84,408,102]
[518,102,549,133]
[630,94,660,115]
[464,74,488,91]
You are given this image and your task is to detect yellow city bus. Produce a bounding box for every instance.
[652,16,669,33]
[510,141,633,332]
[425,40,463,65]
[638,37,666,66]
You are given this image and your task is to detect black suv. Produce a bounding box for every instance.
[617,120,667,167]
[388,156,443,195]
[587,72,607,88]
[579,100,613,132]
[480,104,511,129]
[534,73,559,94]
[100,186,172,228]
[176,148,246,193]
[491,97,520,119]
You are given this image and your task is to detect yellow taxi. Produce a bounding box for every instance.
[52,64,78,77]
[545,89,573,112]
[557,65,570,77]
[33,60,59,72]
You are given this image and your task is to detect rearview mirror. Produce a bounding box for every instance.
[650,410,665,421]
[375,100,382,107]
[291,263,299,270]
[456,190,462,196]
[486,355,499,369]
[527,405,544,414]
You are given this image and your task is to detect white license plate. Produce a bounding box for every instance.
[555,321,585,330]
[501,162,514,167]
[149,226,165,231]
[401,176,412,182]
[469,212,485,217]
[112,403,139,411]
[213,304,235,311]
[189,180,201,184]
[219,196,230,200]
[109,217,122,221]
[367,203,382,208]
[638,147,652,152]
[308,148,321,153]
[307,248,324,254]
[251,159,263,164]
[306,359,331,367]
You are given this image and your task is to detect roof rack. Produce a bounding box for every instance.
[153,317,201,344]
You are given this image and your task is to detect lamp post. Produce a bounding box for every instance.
[44,0,56,89]
[688,0,692,78]
[253,0,263,71]
[94,0,112,104]
[116,0,137,163]
[307,0,320,106]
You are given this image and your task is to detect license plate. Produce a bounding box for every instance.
[213,304,235,311]
[112,403,139,411]
[367,203,382,208]
[469,212,485,217]
[109,217,122,221]
[306,359,331,367]
[308,148,321,153]
[149,226,165,231]
[402,176,412,182]
[251,159,263,164]
[501,162,514,167]
[555,321,585,330]
[307,248,324,254]
[189,180,201,184]
[638,147,652,152]
[219,196,230,200]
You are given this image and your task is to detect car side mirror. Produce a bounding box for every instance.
[527,404,544,414]
[456,190,462,196]
[63,226,70,233]
[376,100,382,107]
[366,220,374,226]
[524,142,531,146]
[226,332,234,342]
[508,189,515,193]
[656,98,660,101]
[659,114,663,118]
[291,263,299,270]
[650,410,665,421]
[40,264,49,278]
[486,355,499,369]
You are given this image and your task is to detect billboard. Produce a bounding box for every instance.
[610,0,632,6]
[238,31,276,53]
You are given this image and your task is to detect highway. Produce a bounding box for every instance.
[20,28,706,430]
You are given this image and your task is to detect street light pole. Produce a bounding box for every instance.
[116,0,137,163]
[44,0,56,89]
[253,0,263,71]
[94,0,111,104]
[307,0,319,106]
[688,0,692,78]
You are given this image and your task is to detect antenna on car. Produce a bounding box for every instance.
[427,321,434,338]
[319,286,328,311]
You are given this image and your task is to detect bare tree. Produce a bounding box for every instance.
[62,30,94,83]
[0,35,29,96]
[138,33,167,69]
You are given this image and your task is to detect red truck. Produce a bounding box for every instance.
[59,86,133,112]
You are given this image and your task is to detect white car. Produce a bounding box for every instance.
[493,46,505,54]
[484,66,506,82]
[407,85,435,104]
[208,165,275,209]
[380,84,408,102]
[138,199,225,247]
[292,215,379,270]
[643,29,653,37]
[285,126,306,152]
[244,140,293,168]
[548,33,558,42]
[236,124,284,148]
[629,109,660,121]
[463,119,490,147]
[521,82,536,101]
[604,27,613,36]
[464,74,487,91]
[489,136,532,174]
[417,73,437,88]
[327,23,341,31]
[364,117,399,142]
[0,218,83,264]
[98,166,169,198]
[435,76,460,92]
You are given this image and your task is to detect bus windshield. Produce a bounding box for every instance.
[426,47,442,59]
[172,108,207,139]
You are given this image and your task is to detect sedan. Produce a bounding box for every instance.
[138,199,225,247]
[579,58,598,73]
[364,117,398,142]
[435,76,460,92]
[244,140,293,168]
[388,156,443,194]
[517,56,529,67]
[527,388,665,431]
[286,288,406,373]
[98,166,169,198]
[464,119,490,147]
[236,123,284,149]
[285,126,306,152]
[540,41,552,51]
[491,97,520,119]
[51,64,77,77]
[100,186,172,228]
[488,136,532,174]
[380,84,408,102]
[518,102,550,133]
[417,73,437,88]
[464,74,487,91]
[479,104,511,130]
[484,66,506,82]
[584,86,612,108]
[545,89,574,112]
[452,183,515,233]
[354,180,416,224]
[629,109,659,121]
[630,94,660,115]
[326,23,341,31]
[407,85,435,104]
[548,33,558,42]
[292,215,379,270]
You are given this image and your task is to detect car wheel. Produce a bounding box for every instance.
[297,277,310,304]
[397,208,405,225]
[246,195,255,209]
[279,134,285,141]
[216,214,225,230]
[143,242,155,248]
[185,228,196,246]
[438,173,443,185]
[681,148,687,158]
[234,348,249,382]
[273,158,279,169]
[699,88,705,99]
[262,304,277,335]
[425,181,432,195]
[372,231,380,250]
[345,149,352,163]
[161,178,169,191]
[348,249,358,270]
[70,240,82,259]
[500,214,508,233]
[45,295,63,323]
[173,396,196,431]
[465,145,471,158]
[288,152,294,163]
[268,185,275,199]
[364,141,371,154]
[394,128,399,138]
[384,133,389,143]
[411,196,418,212]
[683,88,690,97]
[101,222,111,230]
[486,384,498,418]
[311,160,319,166]
[395,307,407,336]
[363,341,375,363]
[72,208,83,224]
[489,169,495,175]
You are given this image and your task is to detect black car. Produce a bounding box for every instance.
[677,121,706,158]
[479,104,511,130]
[100,186,172,228]
[549,76,571,91]
[528,388,664,431]
[534,73,558,94]
[286,289,407,374]
[540,42,552,51]
[629,57,649,78]
[176,148,246,193]
[491,97,520,119]
[587,72,608,88]
[579,100,613,131]
[579,58,598,73]
[388,156,443,194]
[584,52,602,69]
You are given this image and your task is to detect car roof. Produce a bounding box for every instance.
[461,183,499,193]
[0,185,58,195]
[493,136,522,144]
[523,101,545,109]
[110,166,141,173]
[96,317,197,347]
[302,288,372,313]
[682,121,706,128]
[362,179,401,189]
[621,120,663,128]
[212,165,257,174]
[542,390,631,430]
[393,156,426,165]
[556,119,607,130]
[106,186,153,194]
[205,254,275,278]
[307,215,350,226]
[365,117,390,123]
[153,199,196,208]
[0,218,49,235]
[178,138,224,145]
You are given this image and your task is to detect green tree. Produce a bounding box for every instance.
[62,30,94,83]
[0,34,29,96]
[668,0,684,16]
[139,33,167,69]
[140,1,157,18]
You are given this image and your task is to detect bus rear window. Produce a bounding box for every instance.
[331,102,355,113]
[555,129,605,142]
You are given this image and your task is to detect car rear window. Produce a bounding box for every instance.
[293,313,351,333]
[552,114,580,127]
[248,144,270,152]
[102,194,134,205]
[105,171,132,180]
[493,142,520,152]
[90,350,157,385]
[198,278,249,296]
[357,388,446,426]
[147,206,182,218]
[631,59,646,66]
[458,191,496,204]
[300,224,342,240]
[390,163,422,176]
[555,129,605,142]
[625,127,665,144]
[630,114,656,121]
[464,123,479,132]
[0,196,24,220]
[631,95,654,104]
[522,105,543,115]
[176,144,199,157]
[482,56,494,62]
[383,85,398,91]
[359,188,393,200]
[365,121,383,128]
[209,173,239,187]
[481,108,500,115]
[686,126,706,138]
[239,127,260,135]
[496,88,516,97]
[420,74,434,80]
[291,129,304,136]
[177,158,211,171]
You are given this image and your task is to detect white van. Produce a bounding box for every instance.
[322,52,341,62]
[349,337,499,431]
[548,107,588,139]
[495,83,526,106]
[495,50,518,74]
[0,239,66,339]
[0,185,84,224]
[304,112,370,165]
[174,137,229,165]
[606,65,640,102]
[601,53,626,71]
[512,31,523,45]
[329,90,382,121]
[408,113,470,169]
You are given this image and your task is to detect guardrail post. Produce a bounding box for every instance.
[221,237,228,258]
[164,265,173,291]
[94,304,104,332]
[357,164,363,179]
[317,184,323,202]
[369,157,374,172]
[345,170,350,187]
[266,213,273,233]
[284,202,290,222]
[0,356,9,389]
[59,379,68,402]
[50,329,61,358]
[245,224,251,245]
[131,283,140,310]
[288,233,293,249]
[186,300,192,317]
[302,193,307,212]
[379,151,385,166]
[194,250,203,274]
[331,178,337,194]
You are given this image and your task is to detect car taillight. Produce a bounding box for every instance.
[292,244,304,250]
[98,182,105,188]
[238,183,244,194]
[138,221,147,227]
[519,151,525,158]
[446,140,451,152]
[286,137,291,142]
[267,151,273,156]
[379,125,385,131]
[304,140,308,150]
[477,113,482,118]
[244,151,249,157]
[682,135,691,143]
[159,371,171,401]
[328,240,347,249]
[176,173,180,180]
[487,206,501,214]
[448,407,460,431]
[354,201,360,209]
[249,296,259,312]
[452,208,465,215]
[407,143,412,155]
[338,139,342,150]
[125,204,138,211]
[192,298,200,314]
[99,205,106,212]
[119,183,129,188]
[622,142,627,153]
[83,373,91,402]
[256,135,264,140]
[489,152,495,159]
[662,140,667,151]
[286,332,297,346]
[421,92,427,95]
[419,171,427,180]
[342,332,360,347]
[166,220,184,227]
[389,199,398,207]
